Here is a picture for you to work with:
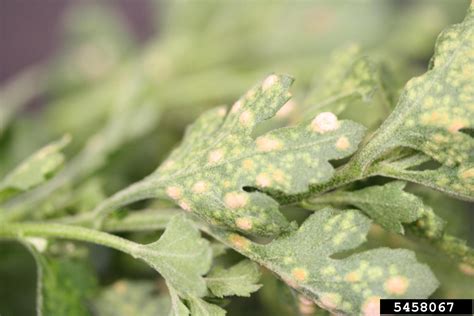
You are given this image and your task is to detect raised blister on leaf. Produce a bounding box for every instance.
[302,44,380,117]
[95,74,366,237]
[226,208,438,315]
[358,6,474,200]
[306,181,425,234]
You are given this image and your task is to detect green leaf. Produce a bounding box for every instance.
[0,136,70,203]
[356,5,474,201]
[188,297,226,316]
[94,280,170,316]
[23,240,96,316]
[168,285,190,316]
[137,214,212,297]
[303,44,380,117]
[96,74,365,237]
[207,260,261,298]
[226,208,438,315]
[305,181,424,234]
[410,206,474,265]
[168,283,226,316]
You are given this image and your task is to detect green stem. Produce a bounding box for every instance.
[92,179,166,228]
[103,208,178,232]
[0,222,140,257]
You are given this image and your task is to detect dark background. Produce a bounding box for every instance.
[0,0,154,84]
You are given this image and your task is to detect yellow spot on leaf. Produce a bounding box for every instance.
[224,192,248,209]
[231,100,242,114]
[311,112,339,133]
[229,233,250,250]
[459,168,474,180]
[362,296,381,316]
[178,200,192,212]
[242,159,254,170]
[384,276,409,295]
[262,74,279,91]
[208,149,224,164]
[292,267,309,282]
[256,173,272,187]
[236,217,253,230]
[256,136,283,152]
[272,169,286,184]
[336,136,350,150]
[239,110,254,126]
[192,181,208,194]
[345,271,361,283]
[166,186,182,200]
[447,119,466,133]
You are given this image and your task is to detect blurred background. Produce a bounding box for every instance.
[0,1,472,315]
[0,0,154,83]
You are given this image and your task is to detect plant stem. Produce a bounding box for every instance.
[103,208,178,232]
[92,179,166,228]
[0,222,140,257]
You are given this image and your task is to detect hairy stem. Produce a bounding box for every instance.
[92,179,166,228]
[103,208,178,232]
[0,222,140,257]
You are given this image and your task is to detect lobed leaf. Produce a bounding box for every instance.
[137,214,212,297]
[207,260,262,298]
[302,44,380,117]
[356,5,474,200]
[188,297,226,316]
[168,285,190,316]
[306,181,424,234]
[0,136,70,203]
[222,208,438,315]
[101,74,365,237]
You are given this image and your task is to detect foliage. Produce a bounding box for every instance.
[0,1,472,316]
